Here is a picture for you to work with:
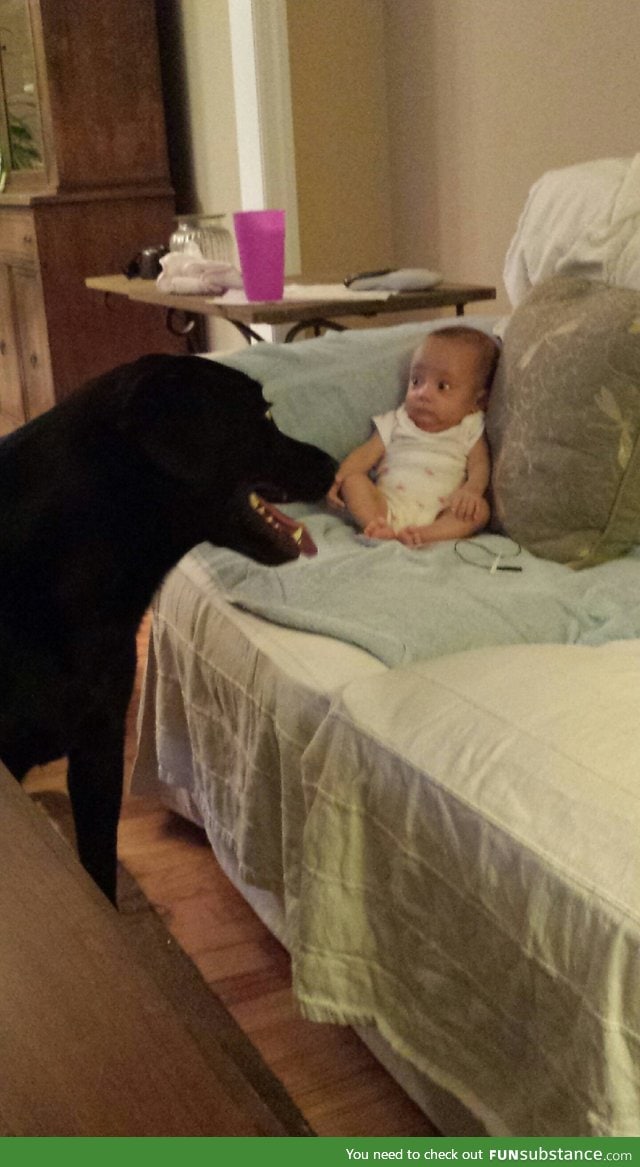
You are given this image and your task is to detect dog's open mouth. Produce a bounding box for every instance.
[248,492,317,557]
[227,487,317,564]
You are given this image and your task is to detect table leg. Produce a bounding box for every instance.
[225,317,349,345]
[166,308,201,353]
[284,319,348,343]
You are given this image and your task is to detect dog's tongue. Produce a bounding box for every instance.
[249,493,318,557]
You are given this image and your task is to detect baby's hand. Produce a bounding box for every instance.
[326,475,345,510]
[444,487,485,522]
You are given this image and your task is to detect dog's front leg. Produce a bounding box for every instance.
[67,725,125,906]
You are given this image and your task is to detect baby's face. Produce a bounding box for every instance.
[404,336,484,433]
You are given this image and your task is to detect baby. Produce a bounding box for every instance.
[327,325,500,547]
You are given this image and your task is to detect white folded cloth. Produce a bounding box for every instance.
[503,154,640,306]
[283,282,393,300]
[211,282,393,304]
[156,243,244,295]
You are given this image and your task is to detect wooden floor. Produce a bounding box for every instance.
[24,615,439,1138]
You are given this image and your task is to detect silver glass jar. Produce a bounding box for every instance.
[169,214,233,262]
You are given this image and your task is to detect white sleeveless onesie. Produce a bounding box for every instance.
[372,405,485,530]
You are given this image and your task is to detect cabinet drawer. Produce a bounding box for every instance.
[0,265,28,432]
[12,266,54,419]
[0,211,38,263]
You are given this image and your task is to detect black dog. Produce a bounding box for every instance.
[0,354,334,903]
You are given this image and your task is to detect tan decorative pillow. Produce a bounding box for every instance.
[486,276,640,568]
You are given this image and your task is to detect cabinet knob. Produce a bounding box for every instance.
[30,353,38,367]
[23,234,33,245]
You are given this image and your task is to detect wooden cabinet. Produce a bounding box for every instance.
[0,265,27,433]
[0,0,185,432]
[11,262,53,418]
[0,208,52,432]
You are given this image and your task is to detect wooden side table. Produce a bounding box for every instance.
[86,273,497,346]
[0,763,307,1136]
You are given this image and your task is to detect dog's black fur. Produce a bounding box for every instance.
[0,354,335,903]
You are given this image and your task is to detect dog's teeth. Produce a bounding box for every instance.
[248,493,302,547]
[249,492,268,517]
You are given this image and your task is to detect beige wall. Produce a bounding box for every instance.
[161,0,640,330]
[383,0,640,313]
[286,0,394,278]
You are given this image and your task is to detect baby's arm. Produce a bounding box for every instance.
[326,431,385,509]
[445,434,491,522]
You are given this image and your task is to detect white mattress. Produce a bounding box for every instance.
[295,641,640,1136]
[132,556,482,1134]
[133,553,385,929]
[132,554,640,1136]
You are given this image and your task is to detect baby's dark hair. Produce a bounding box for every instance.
[428,325,501,393]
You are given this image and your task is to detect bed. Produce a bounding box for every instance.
[131,157,640,1136]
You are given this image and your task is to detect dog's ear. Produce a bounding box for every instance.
[116,355,262,486]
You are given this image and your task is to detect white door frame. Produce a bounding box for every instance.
[228,0,300,276]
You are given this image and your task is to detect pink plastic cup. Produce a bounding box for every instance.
[233,209,285,301]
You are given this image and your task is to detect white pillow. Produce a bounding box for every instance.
[503,154,640,307]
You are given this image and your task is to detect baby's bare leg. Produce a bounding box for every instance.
[398,498,490,547]
[340,473,394,536]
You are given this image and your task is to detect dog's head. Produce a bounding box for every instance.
[116,354,336,564]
